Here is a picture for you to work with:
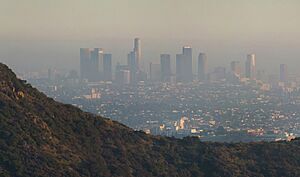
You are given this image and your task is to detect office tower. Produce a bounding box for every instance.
[115,64,131,85]
[134,38,141,71]
[103,54,112,81]
[198,53,207,81]
[176,46,193,83]
[182,46,193,82]
[126,38,142,84]
[127,51,137,84]
[149,62,161,82]
[245,54,256,79]
[80,48,106,81]
[230,61,241,77]
[280,64,288,82]
[160,54,171,82]
[80,48,91,80]
[176,54,184,82]
[90,48,103,81]
[96,48,104,75]
[121,70,131,85]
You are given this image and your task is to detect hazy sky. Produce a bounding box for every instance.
[1,0,300,74]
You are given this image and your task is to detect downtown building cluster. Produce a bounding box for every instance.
[80,38,289,85]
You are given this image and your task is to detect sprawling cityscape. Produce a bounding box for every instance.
[24,38,299,142]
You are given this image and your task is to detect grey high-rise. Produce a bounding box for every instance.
[245,54,256,79]
[198,53,207,81]
[127,51,137,84]
[80,48,91,80]
[160,54,171,82]
[134,38,141,71]
[176,46,193,83]
[103,54,112,81]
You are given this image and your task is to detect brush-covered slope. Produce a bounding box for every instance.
[0,63,300,177]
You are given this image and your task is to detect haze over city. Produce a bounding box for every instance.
[3,1,300,176]
[1,0,300,74]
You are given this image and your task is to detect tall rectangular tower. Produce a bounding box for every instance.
[176,54,184,82]
[80,48,91,80]
[198,53,207,81]
[176,46,193,83]
[134,38,141,71]
[103,54,112,81]
[160,54,171,82]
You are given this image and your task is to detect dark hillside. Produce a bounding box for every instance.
[0,63,300,177]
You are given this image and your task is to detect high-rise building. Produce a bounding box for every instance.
[118,70,130,85]
[245,54,256,79]
[91,48,103,81]
[80,48,108,82]
[149,62,161,82]
[127,51,137,84]
[176,46,193,83]
[198,53,207,81]
[182,46,193,82]
[280,64,288,82]
[115,64,130,85]
[176,54,184,82]
[80,48,91,80]
[134,38,141,71]
[95,48,104,75]
[160,54,171,82]
[103,54,112,81]
[127,38,143,84]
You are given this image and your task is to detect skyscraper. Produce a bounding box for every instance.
[80,48,107,82]
[91,48,102,81]
[80,48,91,80]
[95,48,104,75]
[126,38,143,84]
[160,54,171,82]
[245,54,256,79]
[198,53,207,81]
[103,54,112,81]
[176,54,184,82]
[134,38,141,71]
[127,51,137,84]
[280,64,288,83]
[115,63,131,85]
[182,46,193,82]
[176,46,193,83]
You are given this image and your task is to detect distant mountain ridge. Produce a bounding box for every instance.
[0,63,300,177]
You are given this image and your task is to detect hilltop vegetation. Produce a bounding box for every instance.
[0,63,300,177]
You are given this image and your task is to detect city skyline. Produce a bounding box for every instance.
[2,1,300,175]
[1,1,300,74]
[77,37,292,85]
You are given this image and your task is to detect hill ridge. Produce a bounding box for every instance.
[0,63,300,177]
